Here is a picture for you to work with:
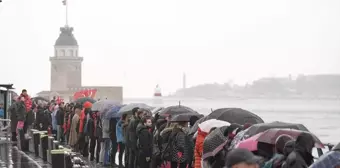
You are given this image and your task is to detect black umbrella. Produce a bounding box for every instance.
[74,97,96,105]
[202,126,229,160]
[208,108,264,125]
[158,105,199,117]
[242,121,310,139]
[170,113,203,122]
[189,108,264,135]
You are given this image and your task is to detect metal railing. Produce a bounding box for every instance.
[0,119,11,141]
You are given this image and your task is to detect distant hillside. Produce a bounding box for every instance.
[172,74,340,99]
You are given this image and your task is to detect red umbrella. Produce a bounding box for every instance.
[236,128,324,151]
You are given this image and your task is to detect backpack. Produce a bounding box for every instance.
[161,128,182,161]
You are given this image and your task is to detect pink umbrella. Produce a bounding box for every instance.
[235,132,263,151]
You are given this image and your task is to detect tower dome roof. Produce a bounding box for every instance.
[55,26,78,46]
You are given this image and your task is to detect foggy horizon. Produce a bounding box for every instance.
[1,0,340,98]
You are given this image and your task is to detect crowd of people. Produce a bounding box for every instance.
[5,89,340,168]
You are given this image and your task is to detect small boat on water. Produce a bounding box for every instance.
[153,84,163,106]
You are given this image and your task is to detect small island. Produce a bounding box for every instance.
[171,74,340,100]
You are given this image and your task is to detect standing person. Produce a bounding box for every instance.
[35,102,48,131]
[51,105,58,139]
[123,114,131,168]
[89,111,101,162]
[136,116,153,168]
[127,108,143,168]
[78,102,92,157]
[110,118,119,167]
[169,121,191,168]
[282,132,315,168]
[15,97,27,149]
[8,96,21,142]
[69,104,81,151]
[100,112,111,166]
[116,114,127,168]
[56,102,65,142]
[20,89,32,134]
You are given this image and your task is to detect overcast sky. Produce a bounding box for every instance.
[0,0,339,98]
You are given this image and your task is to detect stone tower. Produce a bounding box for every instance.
[50,26,83,91]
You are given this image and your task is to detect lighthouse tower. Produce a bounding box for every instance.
[50,26,83,91]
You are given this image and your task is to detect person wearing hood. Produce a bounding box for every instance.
[127,107,142,168]
[282,132,315,168]
[136,115,153,168]
[262,134,293,168]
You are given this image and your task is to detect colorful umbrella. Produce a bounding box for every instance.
[242,121,309,139]
[236,128,324,152]
[74,97,96,105]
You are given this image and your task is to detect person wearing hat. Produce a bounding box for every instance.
[225,148,261,168]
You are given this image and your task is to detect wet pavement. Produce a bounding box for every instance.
[0,140,51,168]
[0,140,122,168]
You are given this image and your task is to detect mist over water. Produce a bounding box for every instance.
[125,97,340,144]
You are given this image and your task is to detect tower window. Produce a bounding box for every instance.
[69,50,74,56]
[60,49,65,56]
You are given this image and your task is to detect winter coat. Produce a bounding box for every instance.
[127,116,141,149]
[35,107,50,131]
[109,118,118,141]
[25,110,34,125]
[282,133,314,168]
[136,123,153,158]
[9,102,25,132]
[194,128,208,168]
[56,108,64,126]
[69,113,80,146]
[20,94,32,112]
[160,125,190,163]
[87,112,96,138]
[116,119,124,143]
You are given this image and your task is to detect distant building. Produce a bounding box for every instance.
[37,26,123,103]
[183,73,186,89]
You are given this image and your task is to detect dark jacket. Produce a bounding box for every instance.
[137,123,153,158]
[282,133,314,168]
[109,118,118,141]
[35,106,49,130]
[56,108,65,126]
[127,116,140,149]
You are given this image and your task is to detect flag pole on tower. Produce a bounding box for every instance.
[62,0,68,26]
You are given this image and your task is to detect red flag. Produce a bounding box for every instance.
[62,0,67,5]
[73,89,97,100]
